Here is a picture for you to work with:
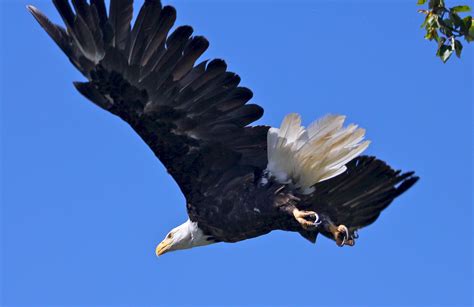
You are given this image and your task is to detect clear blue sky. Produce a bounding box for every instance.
[1,0,472,306]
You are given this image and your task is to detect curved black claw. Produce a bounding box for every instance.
[313,213,321,227]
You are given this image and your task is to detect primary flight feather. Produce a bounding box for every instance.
[28,0,419,256]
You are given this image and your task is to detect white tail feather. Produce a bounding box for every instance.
[266,113,370,194]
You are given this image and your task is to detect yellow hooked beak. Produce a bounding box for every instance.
[155,238,172,257]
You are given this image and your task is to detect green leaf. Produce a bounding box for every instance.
[421,14,429,27]
[461,16,473,33]
[450,11,464,28]
[424,30,433,40]
[439,45,453,62]
[424,28,439,41]
[429,0,445,9]
[467,22,474,41]
[439,26,453,37]
[461,16,472,37]
[436,42,445,56]
[417,0,427,4]
[421,14,436,28]
[451,5,471,13]
[463,16,473,28]
[441,18,454,28]
[454,39,463,57]
[437,37,447,49]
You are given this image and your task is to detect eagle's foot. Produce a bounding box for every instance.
[293,208,320,230]
[321,215,359,247]
[333,225,353,247]
[328,224,358,247]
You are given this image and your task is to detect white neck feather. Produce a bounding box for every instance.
[169,219,214,251]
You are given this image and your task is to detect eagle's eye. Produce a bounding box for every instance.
[167,233,173,239]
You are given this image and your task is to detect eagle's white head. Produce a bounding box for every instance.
[155,219,214,256]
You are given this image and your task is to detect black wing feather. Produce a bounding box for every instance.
[52,0,75,28]
[108,0,133,49]
[27,6,72,57]
[29,0,268,199]
[91,0,107,26]
[141,5,176,66]
[128,0,163,64]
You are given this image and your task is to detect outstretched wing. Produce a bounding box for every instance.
[303,156,419,241]
[28,0,269,197]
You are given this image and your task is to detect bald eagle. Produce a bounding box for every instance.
[28,0,418,256]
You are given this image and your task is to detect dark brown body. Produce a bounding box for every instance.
[186,174,302,243]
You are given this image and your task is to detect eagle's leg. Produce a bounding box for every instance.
[320,216,355,247]
[292,208,321,230]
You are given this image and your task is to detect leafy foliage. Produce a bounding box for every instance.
[418,0,473,62]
